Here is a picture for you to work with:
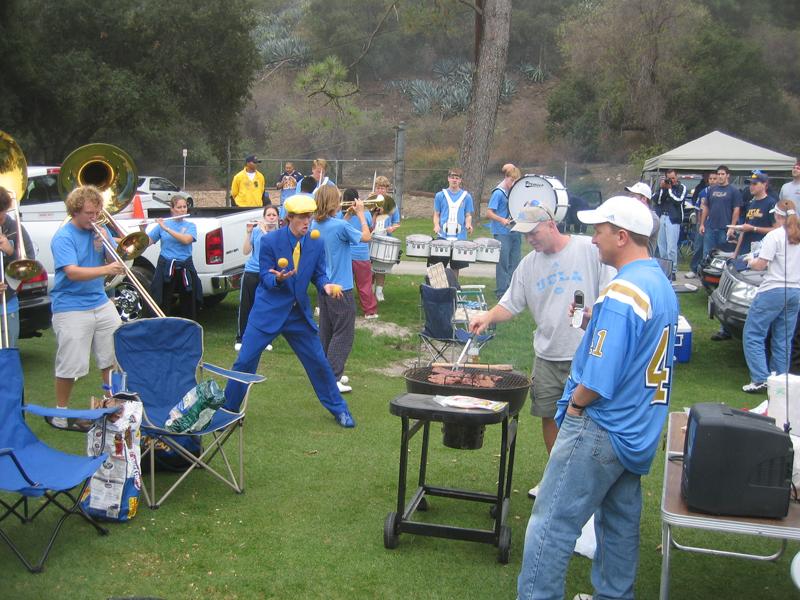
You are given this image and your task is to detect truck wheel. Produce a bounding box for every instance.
[114,266,155,322]
[202,292,228,309]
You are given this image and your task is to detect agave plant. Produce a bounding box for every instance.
[410,79,443,104]
[500,75,518,104]
[265,37,309,69]
[412,97,432,116]
[440,85,471,117]
[432,58,459,81]
[385,79,411,97]
[516,59,550,83]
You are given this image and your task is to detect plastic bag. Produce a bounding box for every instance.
[573,514,596,560]
[165,379,225,433]
[80,392,143,522]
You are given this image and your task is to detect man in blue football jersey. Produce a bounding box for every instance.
[516,196,679,600]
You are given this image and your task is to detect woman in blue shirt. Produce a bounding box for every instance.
[145,195,201,319]
[236,204,280,351]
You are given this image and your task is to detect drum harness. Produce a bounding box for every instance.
[442,189,467,239]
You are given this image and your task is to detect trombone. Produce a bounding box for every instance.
[58,144,164,317]
[341,193,396,215]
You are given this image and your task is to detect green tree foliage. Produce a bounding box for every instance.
[0,0,259,164]
[548,0,800,158]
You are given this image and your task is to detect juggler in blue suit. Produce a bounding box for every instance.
[223,195,355,427]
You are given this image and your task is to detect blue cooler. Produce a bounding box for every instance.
[674,315,692,363]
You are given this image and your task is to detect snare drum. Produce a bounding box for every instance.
[452,240,478,263]
[406,234,432,258]
[369,234,401,263]
[474,237,502,263]
[508,175,569,224]
[429,238,453,258]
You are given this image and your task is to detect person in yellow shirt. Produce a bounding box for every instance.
[231,155,266,207]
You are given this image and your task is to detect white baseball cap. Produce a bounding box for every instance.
[578,196,654,237]
[510,203,555,233]
[624,182,652,198]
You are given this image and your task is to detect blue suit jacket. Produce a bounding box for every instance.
[249,225,329,334]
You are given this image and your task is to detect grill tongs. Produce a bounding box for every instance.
[451,332,476,372]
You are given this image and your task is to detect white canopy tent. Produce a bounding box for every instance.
[643,131,797,174]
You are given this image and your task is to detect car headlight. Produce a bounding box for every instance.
[710,258,727,269]
[729,280,758,303]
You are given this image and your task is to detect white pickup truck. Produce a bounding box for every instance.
[21,166,259,323]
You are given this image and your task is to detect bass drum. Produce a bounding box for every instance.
[508,175,569,224]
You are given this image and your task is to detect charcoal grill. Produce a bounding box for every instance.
[403,366,531,449]
[385,392,520,563]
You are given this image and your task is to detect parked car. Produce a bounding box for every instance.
[138,176,194,207]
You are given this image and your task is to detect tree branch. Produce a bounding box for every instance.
[349,0,402,89]
[457,0,483,15]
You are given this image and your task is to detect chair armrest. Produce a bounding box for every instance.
[0,447,40,487]
[202,362,267,385]
[23,404,123,420]
[460,285,485,290]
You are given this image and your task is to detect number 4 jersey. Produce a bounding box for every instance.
[557,258,679,475]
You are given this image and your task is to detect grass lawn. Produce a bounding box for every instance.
[2,254,798,600]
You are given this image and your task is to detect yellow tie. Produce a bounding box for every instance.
[292,241,301,270]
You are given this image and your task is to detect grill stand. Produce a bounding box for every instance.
[384,393,518,564]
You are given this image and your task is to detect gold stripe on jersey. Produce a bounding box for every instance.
[597,280,652,321]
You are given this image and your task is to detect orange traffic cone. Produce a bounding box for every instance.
[132,194,145,220]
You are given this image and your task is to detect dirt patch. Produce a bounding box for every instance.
[354,316,413,339]
[371,357,420,378]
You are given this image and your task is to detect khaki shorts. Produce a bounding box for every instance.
[53,301,121,379]
[529,357,572,418]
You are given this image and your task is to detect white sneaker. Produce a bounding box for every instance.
[574,595,593,600]
[365,313,379,319]
[527,483,541,499]
[339,376,349,384]
[50,416,68,429]
[266,344,273,351]
[376,291,385,302]
[684,271,697,279]
[337,381,352,393]
[234,342,242,351]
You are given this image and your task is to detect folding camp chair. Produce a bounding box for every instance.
[418,284,493,366]
[424,264,493,334]
[113,317,266,509]
[0,348,121,573]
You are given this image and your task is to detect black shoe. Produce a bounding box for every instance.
[710,332,732,341]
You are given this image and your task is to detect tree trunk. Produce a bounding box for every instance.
[458,0,511,225]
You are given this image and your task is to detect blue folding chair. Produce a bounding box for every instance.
[0,348,121,573]
[113,317,265,509]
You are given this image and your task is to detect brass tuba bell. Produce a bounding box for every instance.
[0,130,44,281]
[58,144,150,260]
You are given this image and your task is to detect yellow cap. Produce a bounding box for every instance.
[284,194,317,214]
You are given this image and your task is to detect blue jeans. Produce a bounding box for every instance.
[743,288,800,384]
[702,227,728,262]
[657,216,680,274]
[689,229,704,273]
[494,233,522,297]
[517,414,641,600]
